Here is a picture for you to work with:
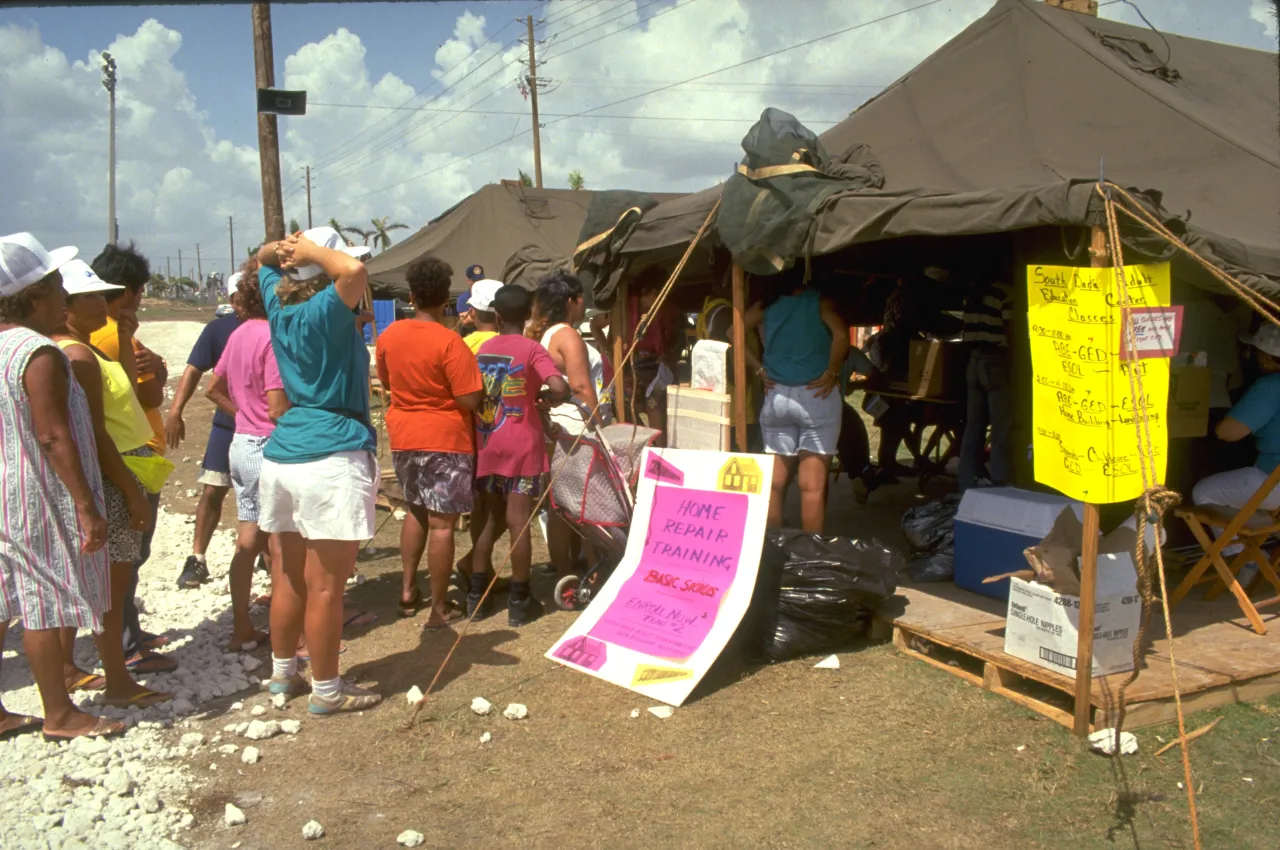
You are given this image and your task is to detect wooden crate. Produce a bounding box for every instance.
[666,385,731,451]
[876,582,1280,731]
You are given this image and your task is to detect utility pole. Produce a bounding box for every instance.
[525,15,543,189]
[102,52,118,246]
[228,216,235,272]
[252,3,286,242]
[166,256,171,280]
[178,248,183,280]
[196,243,202,283]
[304,166,313,228]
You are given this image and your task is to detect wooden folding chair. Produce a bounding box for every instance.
[1170,464,1280,635]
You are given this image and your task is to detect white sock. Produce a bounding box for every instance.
[192,554,206,564]
[272,656,297,680]
[312,676,341,699]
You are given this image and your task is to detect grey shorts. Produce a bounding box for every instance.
[760,384,841,456]
[392,451,475,515]
[229,433,269,524]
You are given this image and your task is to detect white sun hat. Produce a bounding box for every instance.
[1240,324,1280,359]
[468,278,504,312]
[287,226,371,280]
[0,232,78,296]
[226,271,244,296]
[60,259,124,296]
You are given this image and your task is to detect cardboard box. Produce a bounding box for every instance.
[907,340,964,399]
[666,386,731,451]
[1167,362,1211,439]
[1003,553,1141,678]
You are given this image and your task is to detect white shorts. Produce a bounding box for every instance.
[196,468,232,488]
[258,450,378,541]
[760,384,841,456]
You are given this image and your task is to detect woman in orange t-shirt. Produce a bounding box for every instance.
[375,257,483,628]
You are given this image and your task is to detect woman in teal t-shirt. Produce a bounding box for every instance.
[254,227,382,718]
[746,276,849,534]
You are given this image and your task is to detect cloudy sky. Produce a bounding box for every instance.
[1,0,1275,279]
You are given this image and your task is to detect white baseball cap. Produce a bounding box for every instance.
[0,232,78,296]
[1241,324,1280,359]
[468,278,504,312]
[226,271,244,296]
[59,259,124,297]
[287,226,371,281]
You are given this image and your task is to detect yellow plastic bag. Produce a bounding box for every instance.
[123,453,175,495]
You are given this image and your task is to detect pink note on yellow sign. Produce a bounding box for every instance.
[588,486,747,659]
[546,448,772,706]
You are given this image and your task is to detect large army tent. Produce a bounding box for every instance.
[366,182,679,299]
[583,0,1280,300]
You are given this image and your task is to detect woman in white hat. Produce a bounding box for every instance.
[255,228,382,716]
[0,233,124,740]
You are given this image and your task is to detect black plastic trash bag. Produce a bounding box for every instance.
[901,496,960,582]
[757,530,902,664]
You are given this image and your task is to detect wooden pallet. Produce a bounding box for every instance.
[877,583,1280,731]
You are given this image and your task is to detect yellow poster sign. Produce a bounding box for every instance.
[1027,263,1171,504]
[718,456,763,494]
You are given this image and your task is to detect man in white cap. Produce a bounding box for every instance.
[461,278,503,355]
[1193,324,1280,514]
[164,271,249,588]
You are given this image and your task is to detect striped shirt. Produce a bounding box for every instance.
[961,279,1013,348]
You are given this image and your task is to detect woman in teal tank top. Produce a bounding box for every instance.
[746,280,849,533]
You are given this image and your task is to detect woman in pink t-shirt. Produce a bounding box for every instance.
[471,285,568,626]
[206,271,290,650]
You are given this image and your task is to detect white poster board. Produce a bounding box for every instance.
[545,448,773,706]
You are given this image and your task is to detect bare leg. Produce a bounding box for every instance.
[192,485,229,558]
[796,452,833,534]
[301,539,359,683]
[547,511,577,578]
[269,532,307,666]
[424,509,460,626]
[228,522,269,650]
[767,455,797,528]
[473,492,503,578]
[59,627,100,689]
[16,625,99,735]
[98,562,164,702]
[506,492,535,583]
[399,506,427,606]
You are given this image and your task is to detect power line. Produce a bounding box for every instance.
[541,0,951,129]
[328,0,946,203]
[307,101,845,123]
[541,0,703,64]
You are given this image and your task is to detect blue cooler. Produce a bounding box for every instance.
[953,488,1084,601]
[362,299,397,344]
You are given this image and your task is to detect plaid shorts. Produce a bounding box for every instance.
[393,450,475,515]
[475,473,549,498]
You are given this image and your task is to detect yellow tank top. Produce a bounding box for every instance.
[58,340,154,454]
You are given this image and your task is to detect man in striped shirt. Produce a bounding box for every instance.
[958,277,1014,490]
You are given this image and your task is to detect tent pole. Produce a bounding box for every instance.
[1072,223,1109,736]
[612,283,628,423]
[731,263,749,451]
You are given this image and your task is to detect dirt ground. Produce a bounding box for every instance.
[144,315,1278,850]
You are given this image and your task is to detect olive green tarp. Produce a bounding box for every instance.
[588,0,1280,301]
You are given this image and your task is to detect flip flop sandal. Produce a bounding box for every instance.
[252,594,272,607]
[422,607,465,632]
[0,714,43,741]
[398,587,423,618]
[344,611,378,629]
[42,716,126,743]
[141,632,171,649]
[103,688,171,710]
[67,672,107,692]
[124,652,179,674]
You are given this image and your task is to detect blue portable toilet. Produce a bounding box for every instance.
[363,299,396,344]
[953,487,1084,601]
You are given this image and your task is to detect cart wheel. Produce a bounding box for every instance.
[554,574,581,611]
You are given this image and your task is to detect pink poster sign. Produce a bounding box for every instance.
[588,485,748,660]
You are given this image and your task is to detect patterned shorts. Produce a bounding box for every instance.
[475,473,548,499]
[229,433,269,524]
[392,451,475,515]
[103,447,150,564]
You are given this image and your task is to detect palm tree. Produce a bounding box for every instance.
[568,170,585,190]
[288,217,302,234]
[369,216,409,253]
[327,217,368,247]
[518,170,534,187]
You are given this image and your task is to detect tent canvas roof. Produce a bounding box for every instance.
[618,0,1280,292]
[365,183,679,299]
